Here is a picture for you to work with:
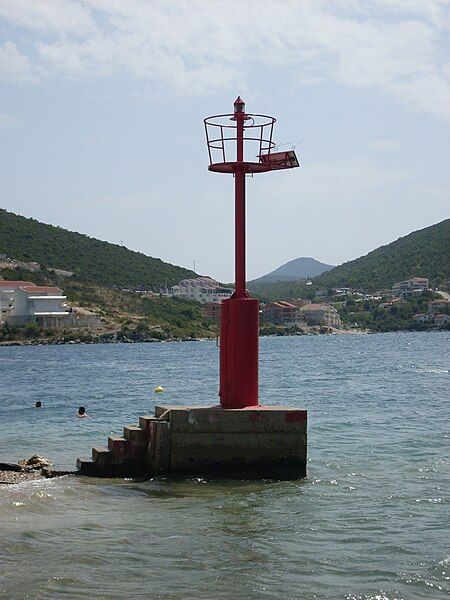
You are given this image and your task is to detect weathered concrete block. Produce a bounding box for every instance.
[42,466,78,478]
[78,405,307,480]
[108,435,127,455]
[162,406,307,479]
[123,425,146,443]
[125,440,146,459]
[77,456,146,478]
[146,420,171,475]
[155,405,200,421]
[170,431,306,478]
[92,446,112,466]
[138,415,159,434]
[77,457,101,476]
[157,406,307,434]
[154,421,171,475]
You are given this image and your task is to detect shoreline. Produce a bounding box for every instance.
[0,327,391,348]
[1,326,447,348]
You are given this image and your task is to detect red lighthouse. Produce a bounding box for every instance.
[204,98,300,409]
[78,97,306,480]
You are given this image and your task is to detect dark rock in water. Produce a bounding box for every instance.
[0,462,22,472]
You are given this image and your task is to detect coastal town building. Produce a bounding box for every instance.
[262,301,341,328]
[262,301,304,326]
[0,280,34,290]
[411,313,433,324]
[299,303,341,327]
[433,314,450,326]
[204,302,222,319]
[334,287,352,296]
[379,297,405,309]
[411,311,449,326]
[1,283,69,327]
[0,280,102,328]
[170,277,233,304]
[0,281,35,323]
[428,299,449,314]
[392,277,429,298]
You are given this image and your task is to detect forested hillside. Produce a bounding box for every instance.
[314,219,449,291]
[0,209,194,288]
[251,219,449,299]
[0,208,194,289]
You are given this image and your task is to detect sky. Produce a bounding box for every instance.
[0,0,449,282]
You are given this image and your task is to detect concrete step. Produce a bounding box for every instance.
[139,415,159,433]
[77,456,144,478]
[42,466,78,478]
[92,446,112,465]
[108,435,127,454]
[76,457,99,476]
[123,425,146,443]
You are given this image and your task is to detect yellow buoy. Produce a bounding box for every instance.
[154,385,164,393]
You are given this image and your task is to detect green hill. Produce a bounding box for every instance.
[249,219,449,300]
[0,208,194,289]
[314,219,449,291]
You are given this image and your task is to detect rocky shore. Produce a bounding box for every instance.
[0,325,367,347]
[0,457,77,484]
[0,470,44,484]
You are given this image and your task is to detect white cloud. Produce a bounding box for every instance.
[0,42,38,82]
[0,1,449,120]
[0,0,95,35]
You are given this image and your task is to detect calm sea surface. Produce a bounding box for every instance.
[0,332,448,599]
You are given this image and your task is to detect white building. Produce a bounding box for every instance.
[392,277,429,298]
[0,281,34,323]
[428,299,449,315]
[299,303,341,327]
[170,277,233,304]
[0,281,69,326]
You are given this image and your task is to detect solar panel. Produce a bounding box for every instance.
[259,150,300,170]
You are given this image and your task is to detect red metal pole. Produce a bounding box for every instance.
[234,111,246,298]
[219,97,259,409]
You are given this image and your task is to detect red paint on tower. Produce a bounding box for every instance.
[204,98,299,409]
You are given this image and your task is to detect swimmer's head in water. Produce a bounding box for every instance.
[78,406,86,416]
[35,401,42,408]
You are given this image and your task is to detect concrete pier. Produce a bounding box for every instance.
[77,405,307,480]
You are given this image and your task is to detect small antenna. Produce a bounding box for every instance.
[273,137,306,151]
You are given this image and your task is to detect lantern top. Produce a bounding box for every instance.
[234,96,245,113]
[204,98,300,174]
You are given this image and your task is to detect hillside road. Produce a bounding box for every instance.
[436,290,450,301]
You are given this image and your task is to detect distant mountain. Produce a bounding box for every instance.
[250,257,334,284]
[314,219,450,291]
[0,208,194,289]
[247,219,450,301]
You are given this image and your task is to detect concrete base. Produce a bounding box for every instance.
[77,405,307,480]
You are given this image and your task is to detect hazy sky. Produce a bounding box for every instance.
[0,1,449,282]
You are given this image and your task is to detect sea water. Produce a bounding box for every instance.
[0,332,448,599]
